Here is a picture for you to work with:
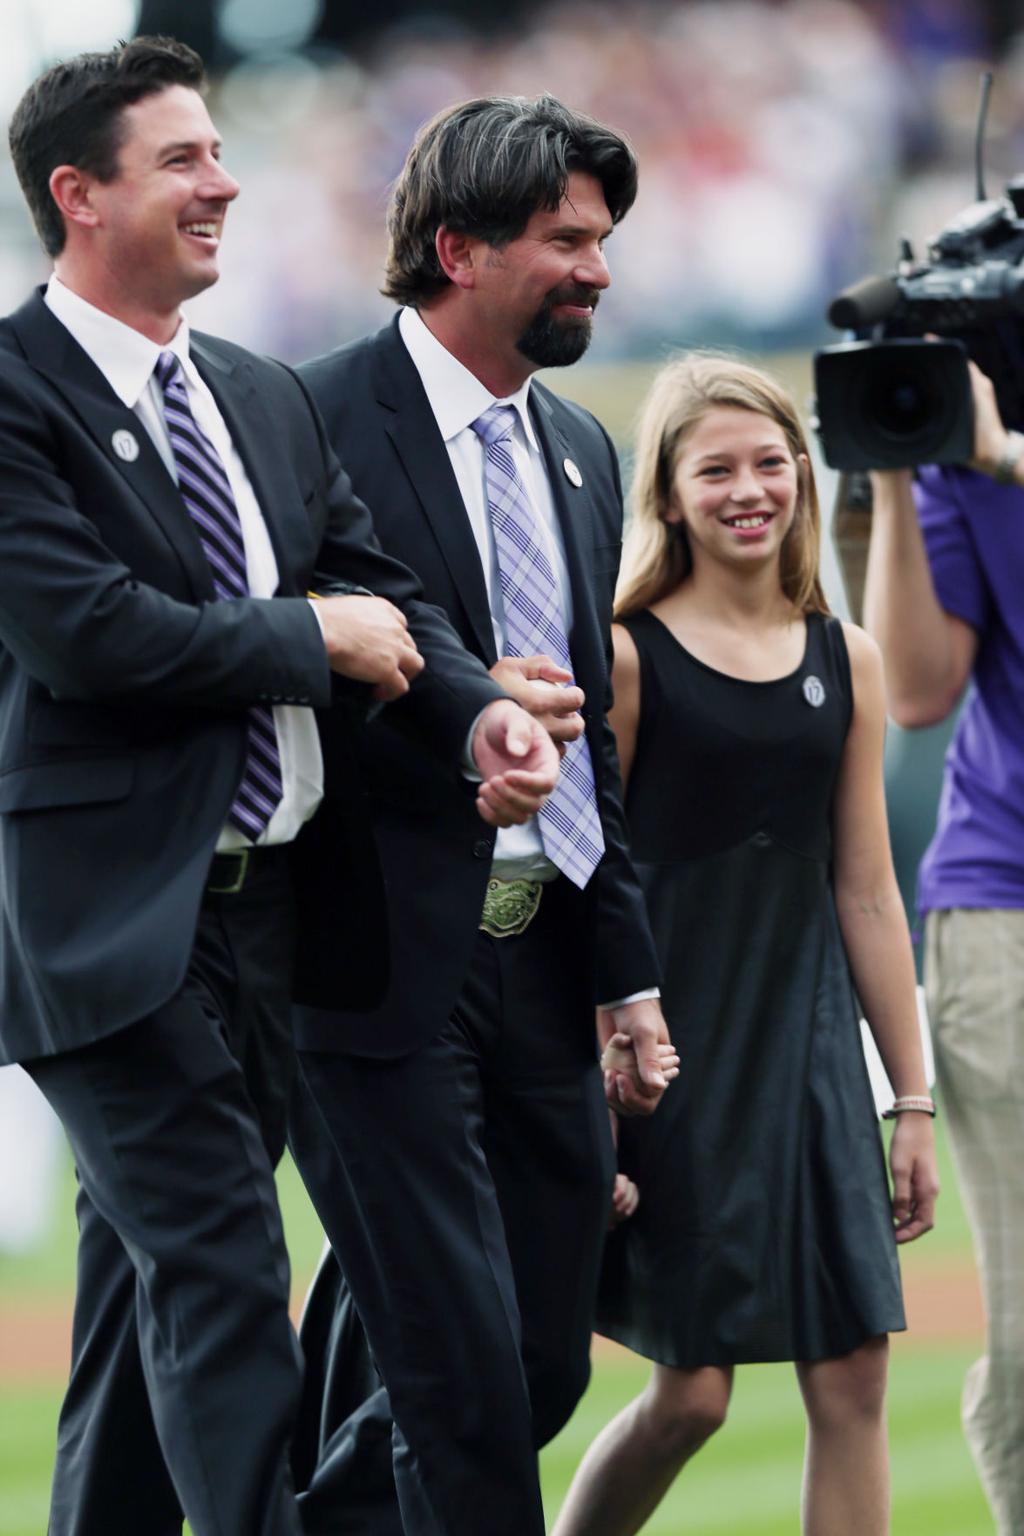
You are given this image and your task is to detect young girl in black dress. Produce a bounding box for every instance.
[554,354,939,1536]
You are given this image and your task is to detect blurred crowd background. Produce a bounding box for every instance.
[0,0,1022,366]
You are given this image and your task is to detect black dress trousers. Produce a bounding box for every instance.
[290,875,615,1536]
[27,854,305,1536]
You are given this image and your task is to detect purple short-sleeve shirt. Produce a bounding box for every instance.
[915,463,1024,911]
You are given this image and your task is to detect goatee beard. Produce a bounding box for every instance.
[516,288,599,369]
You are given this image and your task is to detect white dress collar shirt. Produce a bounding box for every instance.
[44,275,323,849]
[399,304,576,881]
[400,311,659,1010]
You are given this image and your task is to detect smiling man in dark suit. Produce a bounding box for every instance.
[0,41,558,1536]
[288,95,674,1536]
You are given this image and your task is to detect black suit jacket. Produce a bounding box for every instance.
[293,314,659,1058]
[0,292,502,1066]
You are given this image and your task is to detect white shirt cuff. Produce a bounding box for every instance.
[598,987,661,1011]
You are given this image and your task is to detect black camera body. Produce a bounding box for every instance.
[814,179,1024,470]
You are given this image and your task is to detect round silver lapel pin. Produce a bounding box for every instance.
[111,429,140,463]
[563,457,583,488]
[802,675,826,708]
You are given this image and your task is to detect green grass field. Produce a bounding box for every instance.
[0,1116,996,1535]
[0,1344,994,1536]
[540,1344,993,1533]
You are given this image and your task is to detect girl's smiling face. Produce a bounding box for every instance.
[666,405,805,570]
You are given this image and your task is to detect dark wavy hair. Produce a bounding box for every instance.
[382,94,638,307]
[9,35,206,258]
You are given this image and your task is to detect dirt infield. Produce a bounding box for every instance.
[0,1258,985,1385]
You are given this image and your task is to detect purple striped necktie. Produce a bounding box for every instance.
[154,350,283,842]
[471,404,604,889]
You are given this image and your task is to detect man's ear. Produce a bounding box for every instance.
[435,226,479,290]
[48,165,101,232]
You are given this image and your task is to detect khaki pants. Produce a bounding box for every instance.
[925,908,1024,1536]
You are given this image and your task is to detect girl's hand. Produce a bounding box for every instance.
[609,1171,639,1228]
[600,1033,680,1090]
[889,1112,940,1242]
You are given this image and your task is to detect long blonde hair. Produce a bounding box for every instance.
[616,352,830,618]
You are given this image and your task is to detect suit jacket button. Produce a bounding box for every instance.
[473,838,493,859]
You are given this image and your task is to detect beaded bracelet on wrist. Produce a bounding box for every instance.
[882,1094,936,1119]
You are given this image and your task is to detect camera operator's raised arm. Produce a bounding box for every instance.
[863,466,977,727]
[862,358,1024,726]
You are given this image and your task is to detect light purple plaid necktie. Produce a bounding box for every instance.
[471,404,604,888]
[155,351,283,841]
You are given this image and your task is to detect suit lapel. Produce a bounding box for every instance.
[529,389,605,681]
[9,293,215,599]
[190,338,305,596]
[372,323,497,662]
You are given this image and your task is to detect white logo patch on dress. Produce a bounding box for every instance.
[802,675,826,708]
[111,429,140,463]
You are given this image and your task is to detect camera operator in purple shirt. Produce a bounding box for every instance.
[865,358,1024,1536]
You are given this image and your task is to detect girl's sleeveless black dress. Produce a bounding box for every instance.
[597,610,906,1366]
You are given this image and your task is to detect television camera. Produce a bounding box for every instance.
[814,73,1024,473]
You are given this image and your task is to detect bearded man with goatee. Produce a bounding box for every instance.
[287,95,675,1536]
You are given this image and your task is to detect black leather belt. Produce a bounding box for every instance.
[206,845,290,895]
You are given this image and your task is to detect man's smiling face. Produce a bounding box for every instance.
[476,170,613,372]
[86,83,240,314]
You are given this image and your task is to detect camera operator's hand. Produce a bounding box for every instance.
[966,359,1020,482]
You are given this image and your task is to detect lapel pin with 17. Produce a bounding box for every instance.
[802,675,826,707]
[111,429,140,463]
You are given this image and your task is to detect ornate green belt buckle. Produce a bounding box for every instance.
[479,878,543,938]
